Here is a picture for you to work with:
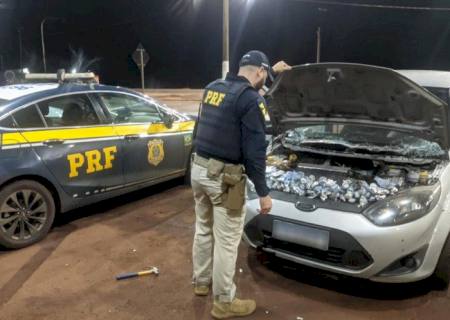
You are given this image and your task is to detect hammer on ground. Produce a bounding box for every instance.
[116,266,159,281]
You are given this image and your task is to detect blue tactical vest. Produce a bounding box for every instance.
[194,78,253,163]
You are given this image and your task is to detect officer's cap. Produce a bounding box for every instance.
[239,50,274,81]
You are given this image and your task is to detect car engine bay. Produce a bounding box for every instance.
[265,133,446,208]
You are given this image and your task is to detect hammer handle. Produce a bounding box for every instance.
[116,272,138,280]
[116,269,156,280]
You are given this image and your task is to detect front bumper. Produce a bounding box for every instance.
[243,197,447,283]
[245,214,374,271]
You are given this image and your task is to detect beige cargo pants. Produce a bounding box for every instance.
[191,162,246,303]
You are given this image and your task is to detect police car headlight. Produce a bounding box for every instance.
[362,184,441,227]
[246,180,258,200]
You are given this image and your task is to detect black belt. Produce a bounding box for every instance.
[196,151,239,165]
[193,154,209,168]
[193,154,245,175]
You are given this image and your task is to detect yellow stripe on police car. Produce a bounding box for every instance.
[1,121,196,146]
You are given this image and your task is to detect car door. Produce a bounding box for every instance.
[96,92,188,185]
[9,93,124,198]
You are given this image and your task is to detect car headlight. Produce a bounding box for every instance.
[246,180,258,200]
[362,183,441,227]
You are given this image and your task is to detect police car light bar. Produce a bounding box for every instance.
[24,71,96,82]
[3,69,99,85]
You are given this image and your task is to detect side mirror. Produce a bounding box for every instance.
[162,114,175,128]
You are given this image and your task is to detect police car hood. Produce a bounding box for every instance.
[266,63,450,151]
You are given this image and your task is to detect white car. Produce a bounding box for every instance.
[244,63,450,287]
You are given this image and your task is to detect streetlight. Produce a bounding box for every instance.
[222,0,255,78]
[222,0,229,79]
[194,0,253,78]
[41,17,63,72]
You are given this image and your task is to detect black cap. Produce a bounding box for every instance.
[239,50,274,81]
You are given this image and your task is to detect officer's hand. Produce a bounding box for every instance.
[272,61,292,74]
[258,195,272,215]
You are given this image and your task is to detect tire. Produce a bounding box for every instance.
[432,233,450,289]
[0,180,55,249]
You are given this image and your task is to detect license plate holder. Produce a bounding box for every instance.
[272,220,330,251]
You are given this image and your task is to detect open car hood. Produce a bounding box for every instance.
[266,63,449,151]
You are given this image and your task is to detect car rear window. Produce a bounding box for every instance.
[0,116,14,128]
[12,105,46,128]
[37,94,100,127]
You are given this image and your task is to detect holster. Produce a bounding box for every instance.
[223,176,246,210]
[223,164,246,211]
[204,157,246,211]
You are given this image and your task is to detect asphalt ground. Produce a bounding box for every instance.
[143,89,202,115]
[1,179,449,320]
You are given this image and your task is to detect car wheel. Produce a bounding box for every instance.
[0,180,55,249]
[432,233,450,289]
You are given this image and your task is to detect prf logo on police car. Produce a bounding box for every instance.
[204,90,226,107]
[67,146,117,178]
[148,139,165,166]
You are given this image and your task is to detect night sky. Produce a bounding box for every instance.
[0,0,450,88]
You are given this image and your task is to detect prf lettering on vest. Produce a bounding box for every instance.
[67,146,117,178]
[259,102,268,117]
[204,90,226,107]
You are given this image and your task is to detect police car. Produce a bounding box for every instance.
[0,71,194,248]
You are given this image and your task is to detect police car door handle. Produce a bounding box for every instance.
[124,134,140,141]
[43,139,65,146]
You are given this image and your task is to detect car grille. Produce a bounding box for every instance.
[264,234,372,270]
[245,215,373,271]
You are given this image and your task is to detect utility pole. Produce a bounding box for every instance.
[41,17,63,72]
[41,18,48,72]
[316,7,327,64]
[222,0,229,79]
[18,27,23,68]
[316,27,321,63]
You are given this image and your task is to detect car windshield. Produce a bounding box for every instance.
[425,87,450,105]
[282,124,446,158]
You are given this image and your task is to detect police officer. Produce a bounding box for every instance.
[191,50,291,319]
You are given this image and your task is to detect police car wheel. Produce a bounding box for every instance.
[0,180,55,249]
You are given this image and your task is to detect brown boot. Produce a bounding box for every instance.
[194,285,210,296]
[211,298,256,319]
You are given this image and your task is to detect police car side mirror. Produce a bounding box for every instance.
[162,114,175,129]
